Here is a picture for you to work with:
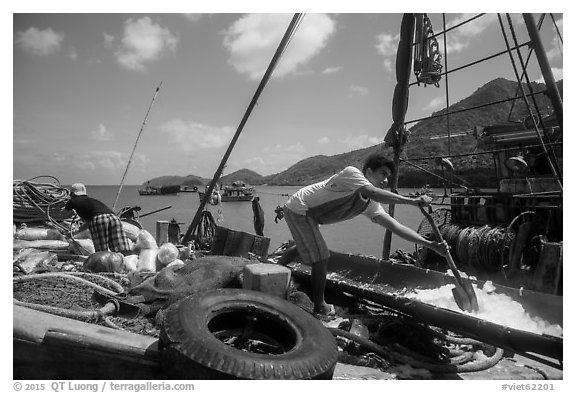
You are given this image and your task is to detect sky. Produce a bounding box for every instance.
[11,5,565,185]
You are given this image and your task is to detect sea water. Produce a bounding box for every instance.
[86,185,426,258]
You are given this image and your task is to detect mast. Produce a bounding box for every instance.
[522,13,563,132]
[382,13,415,259]
[181,14,304,245]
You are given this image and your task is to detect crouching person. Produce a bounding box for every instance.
[65,183,131,256]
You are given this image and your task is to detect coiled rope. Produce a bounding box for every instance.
[13,176,72,230]
[439,223,514,272]
[417,210,514,271]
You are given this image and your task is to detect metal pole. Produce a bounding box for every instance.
[181,14,304,245]
[523,13,563,132]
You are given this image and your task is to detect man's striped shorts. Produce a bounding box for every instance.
[283,206,330,265]
[88,213,130,252]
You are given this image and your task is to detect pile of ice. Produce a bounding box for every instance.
[407,281,563,337]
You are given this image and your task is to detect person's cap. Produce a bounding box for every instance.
[70,183,87,196]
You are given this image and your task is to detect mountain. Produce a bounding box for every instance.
[220,169,266,185]
[145,78,562,188]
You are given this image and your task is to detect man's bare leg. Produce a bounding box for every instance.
[311,258,332,314]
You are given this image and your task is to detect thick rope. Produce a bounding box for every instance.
[329,327,504,374]
[13,177,72,230]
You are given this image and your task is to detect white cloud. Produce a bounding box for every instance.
[546,17,563,60]
[75,151,143,172]
[264,143,305,155]
[67,49,78,61]
[322,66,342,75]
[317,136,330,144]
[183,14,205,22]
[103,32,115,47]
[535,67,563,83]
[375,32,399,72]
[348,85,369,97]
[15,27,64,56]
[425,96,445,111]
[223,14,336,80]
[161,119,234,151]
[52,152,66,162]
[444,14,498,54]
[339,135,381,150]
[253,143,306,174]
[114,17,178,71]
[91,123,114,141]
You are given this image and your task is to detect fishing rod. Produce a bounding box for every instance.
[112,82,163,211]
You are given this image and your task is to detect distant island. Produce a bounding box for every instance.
[144,78,562,189]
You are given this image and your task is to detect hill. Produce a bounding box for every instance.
[143,174,209,188]
[221,169,266,185]
[145,78,561,188]
[265,77,562,187]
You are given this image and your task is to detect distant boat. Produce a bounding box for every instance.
[408,185,438,199]
[198,180,255,203]
[179,185,198,193]
[221,181,255,202]
[138,184,180,196]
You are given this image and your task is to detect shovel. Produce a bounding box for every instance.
[92,290,142,319]
[419,205,479,313]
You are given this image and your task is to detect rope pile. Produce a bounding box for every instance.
[13,176,72,228]
[440,223,514,272]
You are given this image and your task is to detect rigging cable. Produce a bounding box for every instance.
[441,14,453,195]
[497,14,562,191]
[549,13,563,46]
[507,13,546,123]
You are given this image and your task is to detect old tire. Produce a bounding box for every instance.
[160,288,338,379]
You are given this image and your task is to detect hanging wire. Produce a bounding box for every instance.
[505,14,562,182]
[441,14,453,194]
[406,89,546,126]
[429,13,486,39]
[404,141,562,162]
[550,13,563,45]
[507,14,546,123]
[497,14,562,191]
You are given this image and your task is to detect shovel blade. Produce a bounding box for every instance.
[452,283,479,313]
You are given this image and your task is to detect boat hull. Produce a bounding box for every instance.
[220,195,253,202]
[139,185,180,196]
[198,192,253,202]
[13,305,163,380]
[285,251,562,361]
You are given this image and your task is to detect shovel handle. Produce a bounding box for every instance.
[418,205,466,285]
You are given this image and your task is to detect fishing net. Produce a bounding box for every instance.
[13,272,125,322]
